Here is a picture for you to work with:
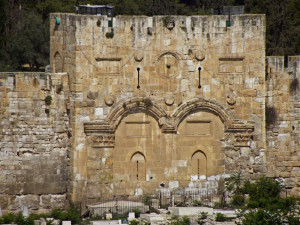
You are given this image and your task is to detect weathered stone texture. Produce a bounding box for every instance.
[266,56,300,195]
[0,73,70,212]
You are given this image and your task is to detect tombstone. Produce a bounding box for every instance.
[34,220,40,225]
[22,205,29,218]
[62,221,72,225]
[0,206,2,217]
[128,212,135,221]
[151,199,159,209]
[105,213,112,220]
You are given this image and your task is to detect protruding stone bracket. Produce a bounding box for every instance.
[227,122,254,147]
[89,134,115,148]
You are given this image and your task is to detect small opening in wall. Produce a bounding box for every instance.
[150,176,153,180]
[160,182,165,187]
[284,55,288,68]
[166,64,171,69]
[292,126,295,130]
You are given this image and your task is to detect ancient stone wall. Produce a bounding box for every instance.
[50,14,266,205]
[266,56,300,195]
[0,73,70,212]
[1,13,299,212]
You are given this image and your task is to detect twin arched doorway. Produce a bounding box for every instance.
[112,109,224,194]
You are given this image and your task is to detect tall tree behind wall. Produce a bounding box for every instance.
[244,0,300,56]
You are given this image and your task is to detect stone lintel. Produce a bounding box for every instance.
[84,121,114,135]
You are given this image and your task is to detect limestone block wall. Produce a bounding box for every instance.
[50,14,266,204]
[0,73,70,212]
[266,56,300,195]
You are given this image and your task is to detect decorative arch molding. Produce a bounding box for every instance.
[107,97,167,130]
[84,97,167,135]
[157,51,183,61]
[172,97,235,130]
[84,97,254,147]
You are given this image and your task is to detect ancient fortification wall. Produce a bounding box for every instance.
[266,56,300,195]
[0,73,70,212]
[0,13,299,213]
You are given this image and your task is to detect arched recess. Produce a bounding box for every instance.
[130,152,146,181]
[191,151,207,180]
[54,51,62,73]
[107,97,167,131]
[172,97,235,131]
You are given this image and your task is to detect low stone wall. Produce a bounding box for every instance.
[0,72,70,212]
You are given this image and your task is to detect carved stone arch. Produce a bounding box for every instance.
[171,97,235,130]
[156,51,182,78]
[157,51,183,61]
[107,97,167,131]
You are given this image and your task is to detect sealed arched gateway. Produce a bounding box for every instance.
[84,97,254,202]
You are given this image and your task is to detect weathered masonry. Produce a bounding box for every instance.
[0,13,299,212]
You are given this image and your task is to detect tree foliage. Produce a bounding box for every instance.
[225,174,300,224]
[0,0,299,71]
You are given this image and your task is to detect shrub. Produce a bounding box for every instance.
[231,194,245,207]
[242,209,282,225]
[197,212,208,225]
[132,208,141,218]
[193,200,202,206]
[242,176,282,209]
[169,216,190,225]
[50,204,81,224]
[215,213,234,222]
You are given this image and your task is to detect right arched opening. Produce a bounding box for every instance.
[130,152,146,181]
[191,150,207,180]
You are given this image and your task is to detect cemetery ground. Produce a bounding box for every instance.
[1,175,300,224]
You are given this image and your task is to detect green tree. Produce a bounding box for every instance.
[6,10,49,71]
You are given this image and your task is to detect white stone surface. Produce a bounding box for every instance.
[169,207,213,216]
[90,221,120,225]
[62,221,71,225]
[168,181,179,188]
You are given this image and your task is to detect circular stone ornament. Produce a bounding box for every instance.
[194,50,205,61]
[104,95,115,106]
[165,95,175,106]
[134,51,144,62]
[227,92,237,105]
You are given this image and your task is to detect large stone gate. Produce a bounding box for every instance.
[0,12,299,212]
[50,14,265,205]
